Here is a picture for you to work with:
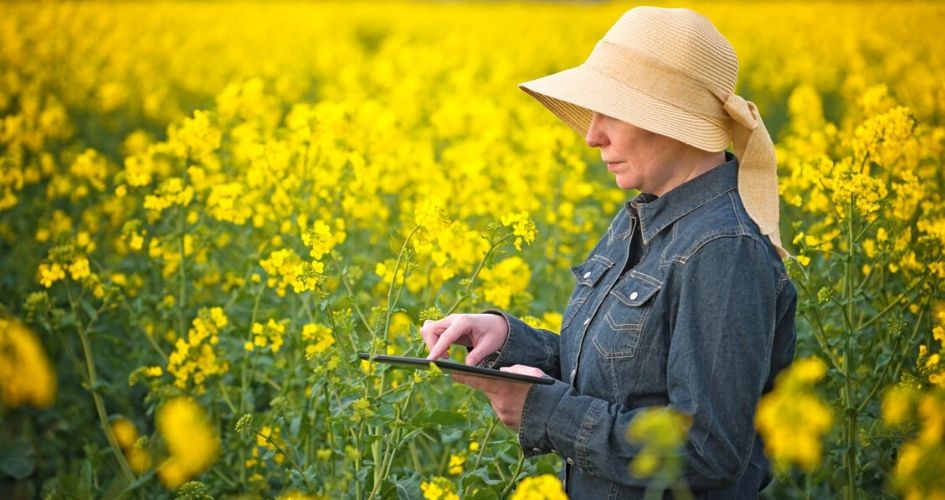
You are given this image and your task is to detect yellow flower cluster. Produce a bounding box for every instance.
[509,474,568,500]
[917,305,945,388]
[111,417,151,473]
[255,425,287,466]
[0,317,56,408]
[447,453,465,475]
[2,0,945,496]
[521,312,564,334]
[501,211,537,251]
[301,323,335,360]
[625,407,692,480]
[420,476,459,500]
[755,358,834,472]
[167,307,229,391]
[156,397,220,489]
[479,256,531,310]
[245,318,286,353]
[882,386,945,499]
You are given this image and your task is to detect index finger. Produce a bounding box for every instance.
[426,320,467,360]
[420,318,449,352]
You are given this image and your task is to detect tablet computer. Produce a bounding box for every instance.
[357,353,554,385]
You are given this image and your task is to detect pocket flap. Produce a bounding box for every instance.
[569,255,614,287]
[610,275,660,306]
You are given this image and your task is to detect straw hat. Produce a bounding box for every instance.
[520,6,785,257]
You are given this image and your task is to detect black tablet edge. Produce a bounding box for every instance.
[358,353,554,385]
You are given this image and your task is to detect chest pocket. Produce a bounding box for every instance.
[593,274,660,359]
[561,255,614,332]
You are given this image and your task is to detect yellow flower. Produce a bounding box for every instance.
[156,397,220,489]
[479,256,531,309]
[883,386,914,426]
[755,357,833,472]
[111,418,139,450]
[301,323,335,359]
[509,474,567,500]
[626,407,692,480]
[501,211,537,250]
[68,256,91,280]
[0,317,56,408]
[167,307,228,391]
[420,476,458,500]
[447,453,465,475]
[38,262,65,288]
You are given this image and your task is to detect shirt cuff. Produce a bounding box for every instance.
[518,378,570,457]
[478,308,533,368]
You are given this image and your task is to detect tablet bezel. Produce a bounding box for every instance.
[357,353,555,385]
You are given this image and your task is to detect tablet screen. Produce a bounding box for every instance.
[357,353,554,385]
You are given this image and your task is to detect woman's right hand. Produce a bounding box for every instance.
[421,313,509,367]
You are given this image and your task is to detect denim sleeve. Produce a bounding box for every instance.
[517,236,785,489]
[478,308,562,380]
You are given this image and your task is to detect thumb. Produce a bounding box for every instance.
[465,344,491,367]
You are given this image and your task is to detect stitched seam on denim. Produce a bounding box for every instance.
[577,400,604,473]
[665,230,750,265]
[729,192,749,234]
[567,296,588,306]
[542,330,557,364]
[480,309,514,368]
[606,209,627,245]
[592,312,643,360]
[611,281,658,306]
[518,384,537,453]
[776,271,791,294]
[629,269,663,287]
[591,254,616,267]
[643,185,736,242]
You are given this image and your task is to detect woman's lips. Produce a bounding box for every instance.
[606,161,622,171]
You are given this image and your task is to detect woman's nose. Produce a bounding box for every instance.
[585,112,608,147]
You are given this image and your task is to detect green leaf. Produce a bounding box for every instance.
[81,300,98,322]
[409,409,466,428]
[0,438,36,479]
[393,472,422,500]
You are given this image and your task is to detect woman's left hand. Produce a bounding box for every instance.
[451,365,545,430]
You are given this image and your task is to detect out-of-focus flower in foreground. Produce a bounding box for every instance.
[0,317,56,408]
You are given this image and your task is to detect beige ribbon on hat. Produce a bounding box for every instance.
[722,94,786,257]
[585,41,787,257]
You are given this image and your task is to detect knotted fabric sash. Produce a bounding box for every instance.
[586,40,785,257]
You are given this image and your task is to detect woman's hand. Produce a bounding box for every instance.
[451,365,545,430]
[421,313,509,367]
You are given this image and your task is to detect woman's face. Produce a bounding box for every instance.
[584,112,690,195]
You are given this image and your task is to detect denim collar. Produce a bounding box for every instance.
[627,152,739,244]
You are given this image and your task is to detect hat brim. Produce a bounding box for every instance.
[519,65,731,152]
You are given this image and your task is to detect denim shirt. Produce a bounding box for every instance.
[483,155,797,499]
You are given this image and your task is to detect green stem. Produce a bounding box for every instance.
[474,418,497,470]
[842,200,857,500]
[328,254,372,334]
[854,310,914,415]
[67,285,136,483]
[443,233,514,316]
[793,278,843,373]
[256,429,316,492]
[500,451,526,497]
[857,273,928,332]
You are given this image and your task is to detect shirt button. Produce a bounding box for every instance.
[582,318,590,326]
[532,448,541,453]
[582,271,591,279]
[629,291,639,300]
[566,457,574,465]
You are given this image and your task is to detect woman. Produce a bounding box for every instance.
[421,7,796,499]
